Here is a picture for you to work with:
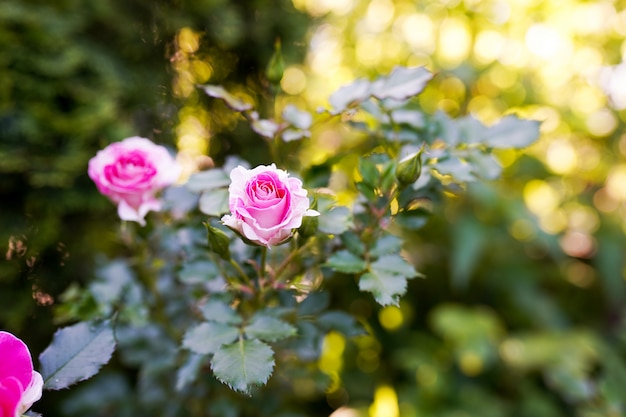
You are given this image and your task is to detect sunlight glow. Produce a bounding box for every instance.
[378,305,404,330]
[524,180,560,216]
[437,16,472,68]
[369,385,399,417]
[546,139,578,174]
[399,14,435,53]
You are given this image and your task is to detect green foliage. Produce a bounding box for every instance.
[5,1,626,416]
[39,320,115,390]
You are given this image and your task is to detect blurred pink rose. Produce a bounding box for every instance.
[0,331,43,417]
[221,164,319,247]
[88,137,181,225]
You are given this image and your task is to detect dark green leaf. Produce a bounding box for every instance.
[317,311,365,337]
[39,320,116,390]
[371,234,402,257]
[199,299,242,325]
[326,250,367,274]
[178,260,220,284]
[176,353,205,392]
[183,322,239,355]
[199,188,230,216]
[211,339,275,393]
[244,315,297,342]
[451,215,488,289]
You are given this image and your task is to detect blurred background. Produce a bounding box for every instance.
[2,0,626,416]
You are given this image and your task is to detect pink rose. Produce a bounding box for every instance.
[0,331,43,417]
[88,137,181,225]
[221,164,319,247]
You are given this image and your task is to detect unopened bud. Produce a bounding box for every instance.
[266,39,284,85]
[205,223,231,260]
[395,151,422,186]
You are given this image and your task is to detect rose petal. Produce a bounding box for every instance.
[0,377,23,417]
[19,371,43,414]
[0,332,33,390]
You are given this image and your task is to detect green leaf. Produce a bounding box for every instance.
[211,339,275,393]
[199,188,230,216]
[482,115,540,149]
[359,271,407,306]
[451,215,488,289]
[434,157,476,182]
[326,250,367,274]
[185,169,231,193]
[466,151,502,180]
[318,205,352,235]
[251,117,280,138]
[282,104,312,129]
[183,322,239,355]
[200,85,253,112]
[199,299,242,325]
[317,311,365,337]
[176,353,205,392]
[370,234,402,257]
[372,254,421,278]
[178,260,220,284]
[358,156,380,187]
[244,315,297,342]
[39,320,116,390]
[371,66,433,101]
[341,232,366,256]
[328,78,371,114]
[359,254,421,306]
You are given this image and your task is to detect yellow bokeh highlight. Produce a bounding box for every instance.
[281,66,307,95]
[399,13,435,53]
[474,30,506,65]
[319,331,346,392]
[459,351,483,376]
[378,305,403,331]
[546,139,578,174]
[437,16,472,68]
[605,164,626,201]
[369,385,399,417]
[523,180,560,216]
[177,27,200,54]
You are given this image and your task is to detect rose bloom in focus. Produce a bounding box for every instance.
[0,332,43,417]
[221,164,319,247]
[88,137,181,226]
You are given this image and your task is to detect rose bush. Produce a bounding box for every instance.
[221,164,318,247]
[0,332,42,417]
[88,137,181,225]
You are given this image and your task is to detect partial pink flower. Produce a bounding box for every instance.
[0,331,43,417]
[88,137,181,226]
[221,164,319,247]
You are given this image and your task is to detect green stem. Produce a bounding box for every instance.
[229,258,252,286]
[260,246,268,280]
[273,238,316,282]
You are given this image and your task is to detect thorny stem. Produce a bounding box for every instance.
[273,238,317,283]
